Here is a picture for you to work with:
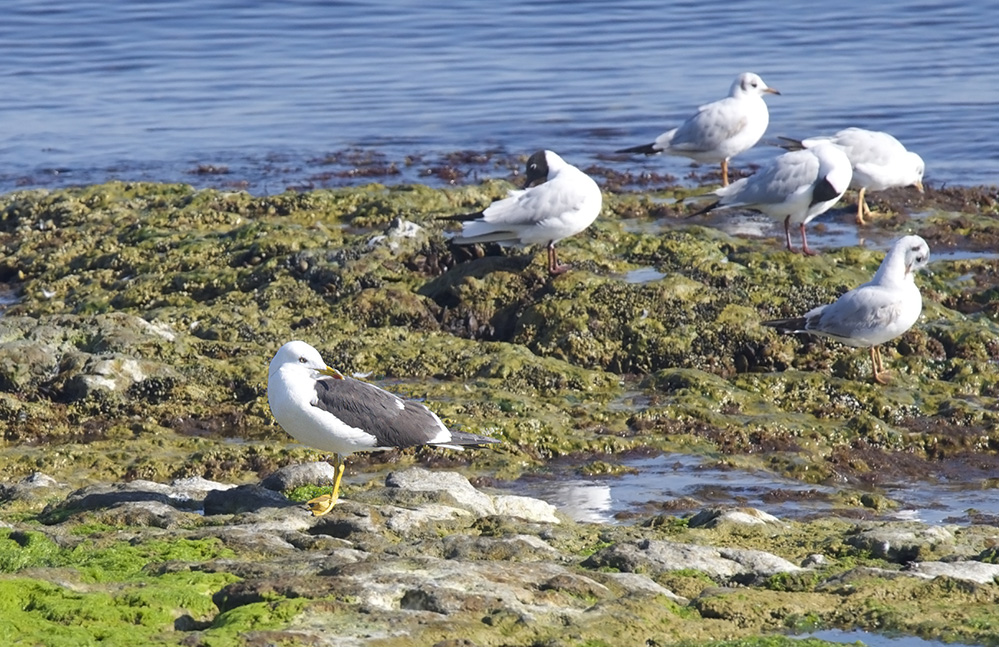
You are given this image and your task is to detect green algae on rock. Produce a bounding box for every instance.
[1,180,999,492]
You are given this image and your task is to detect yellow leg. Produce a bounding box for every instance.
[855,187,867,226]
[855,188,878,226]
[306,453,345,516]
[721,159,729,187]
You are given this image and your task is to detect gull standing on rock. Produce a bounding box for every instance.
[688,142,853,255]
[268,341,499,515]
[441,149,602,276]
[616,72,780,186]
[780,127,925,226]
[762,235,930,384]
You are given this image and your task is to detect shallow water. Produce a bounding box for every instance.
[506,452,999,525]
[795,628,979,647]
[2,0,997,194]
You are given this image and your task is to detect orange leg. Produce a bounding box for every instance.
[870,346,890,385]
[721,159,729,187]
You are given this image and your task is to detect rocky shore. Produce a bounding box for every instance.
[1,177,998,645]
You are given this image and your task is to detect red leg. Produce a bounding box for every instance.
[548,243,569,275]
[783,215,795,252]
[800,222,817,256]
[721,159,729,187]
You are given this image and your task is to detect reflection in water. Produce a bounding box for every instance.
[507,453,999,525]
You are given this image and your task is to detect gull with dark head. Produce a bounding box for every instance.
[268,340,499,515]
[441,149,602,275]
[780,127,925,225]
[688,142,853,255]
[617,72,780,187]
[763,235,930,384]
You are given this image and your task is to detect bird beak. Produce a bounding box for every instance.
[764,87,781,96]
[914,180,925,193]
[319,366,344,379]
[523,176,545,189]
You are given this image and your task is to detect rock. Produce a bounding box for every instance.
[441,533,561,562]
[687,507,784,528]
[203,484,294,515]
[584,539,801,582]
[168,476,234,502]
[55,477,234,515]
[62,354,152,400]
[385,467,496,517]
[599,572,687,603]
[383,502,472,537]
[0,336,60,392]
[208,527,299,555]
[309,500,386,541]
[0,471,63,504]
[802,553,830,567]
[492,494,561,524]
[91,500,198,529]
[906,561,999,584]
[261,461,340,491]
[846,523,956,562]
[326,557,656,619]
[58,480,183,513]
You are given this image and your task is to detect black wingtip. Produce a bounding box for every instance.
[810,176,840,207]
[615,143,659,155]
[761,317,807,333]
[438,210,485,222]
[776,136,806,151]
[684,200,721,220]
[449,430,502,446]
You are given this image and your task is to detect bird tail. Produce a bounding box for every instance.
[776,136,806,151]
[615,142,659,155]
[761,317,808,334]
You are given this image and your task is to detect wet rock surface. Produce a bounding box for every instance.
[0,178,998,645]
[4,467,999,646]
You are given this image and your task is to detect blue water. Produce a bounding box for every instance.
[509,454,999,526]
[1,0,997,194]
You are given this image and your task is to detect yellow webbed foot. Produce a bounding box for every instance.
[306,493,338,516]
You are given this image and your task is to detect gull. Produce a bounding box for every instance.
[441,149,602,275]
[780,127,925,225]
[762,235,930,384]
[267,340,499,515]
[616,72,780,186]
[688,142,853,255]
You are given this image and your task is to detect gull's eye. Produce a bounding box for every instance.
[298,356,308,363]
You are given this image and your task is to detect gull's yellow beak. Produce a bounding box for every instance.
[914,180,925,193]
[319,366,344,379]
[764,87,781,96]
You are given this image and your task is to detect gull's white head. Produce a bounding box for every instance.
[731,72,780,98]
[269,340,329,377]
[874,235,930,285]
[898,235,930,276]
[906,151,926,192]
